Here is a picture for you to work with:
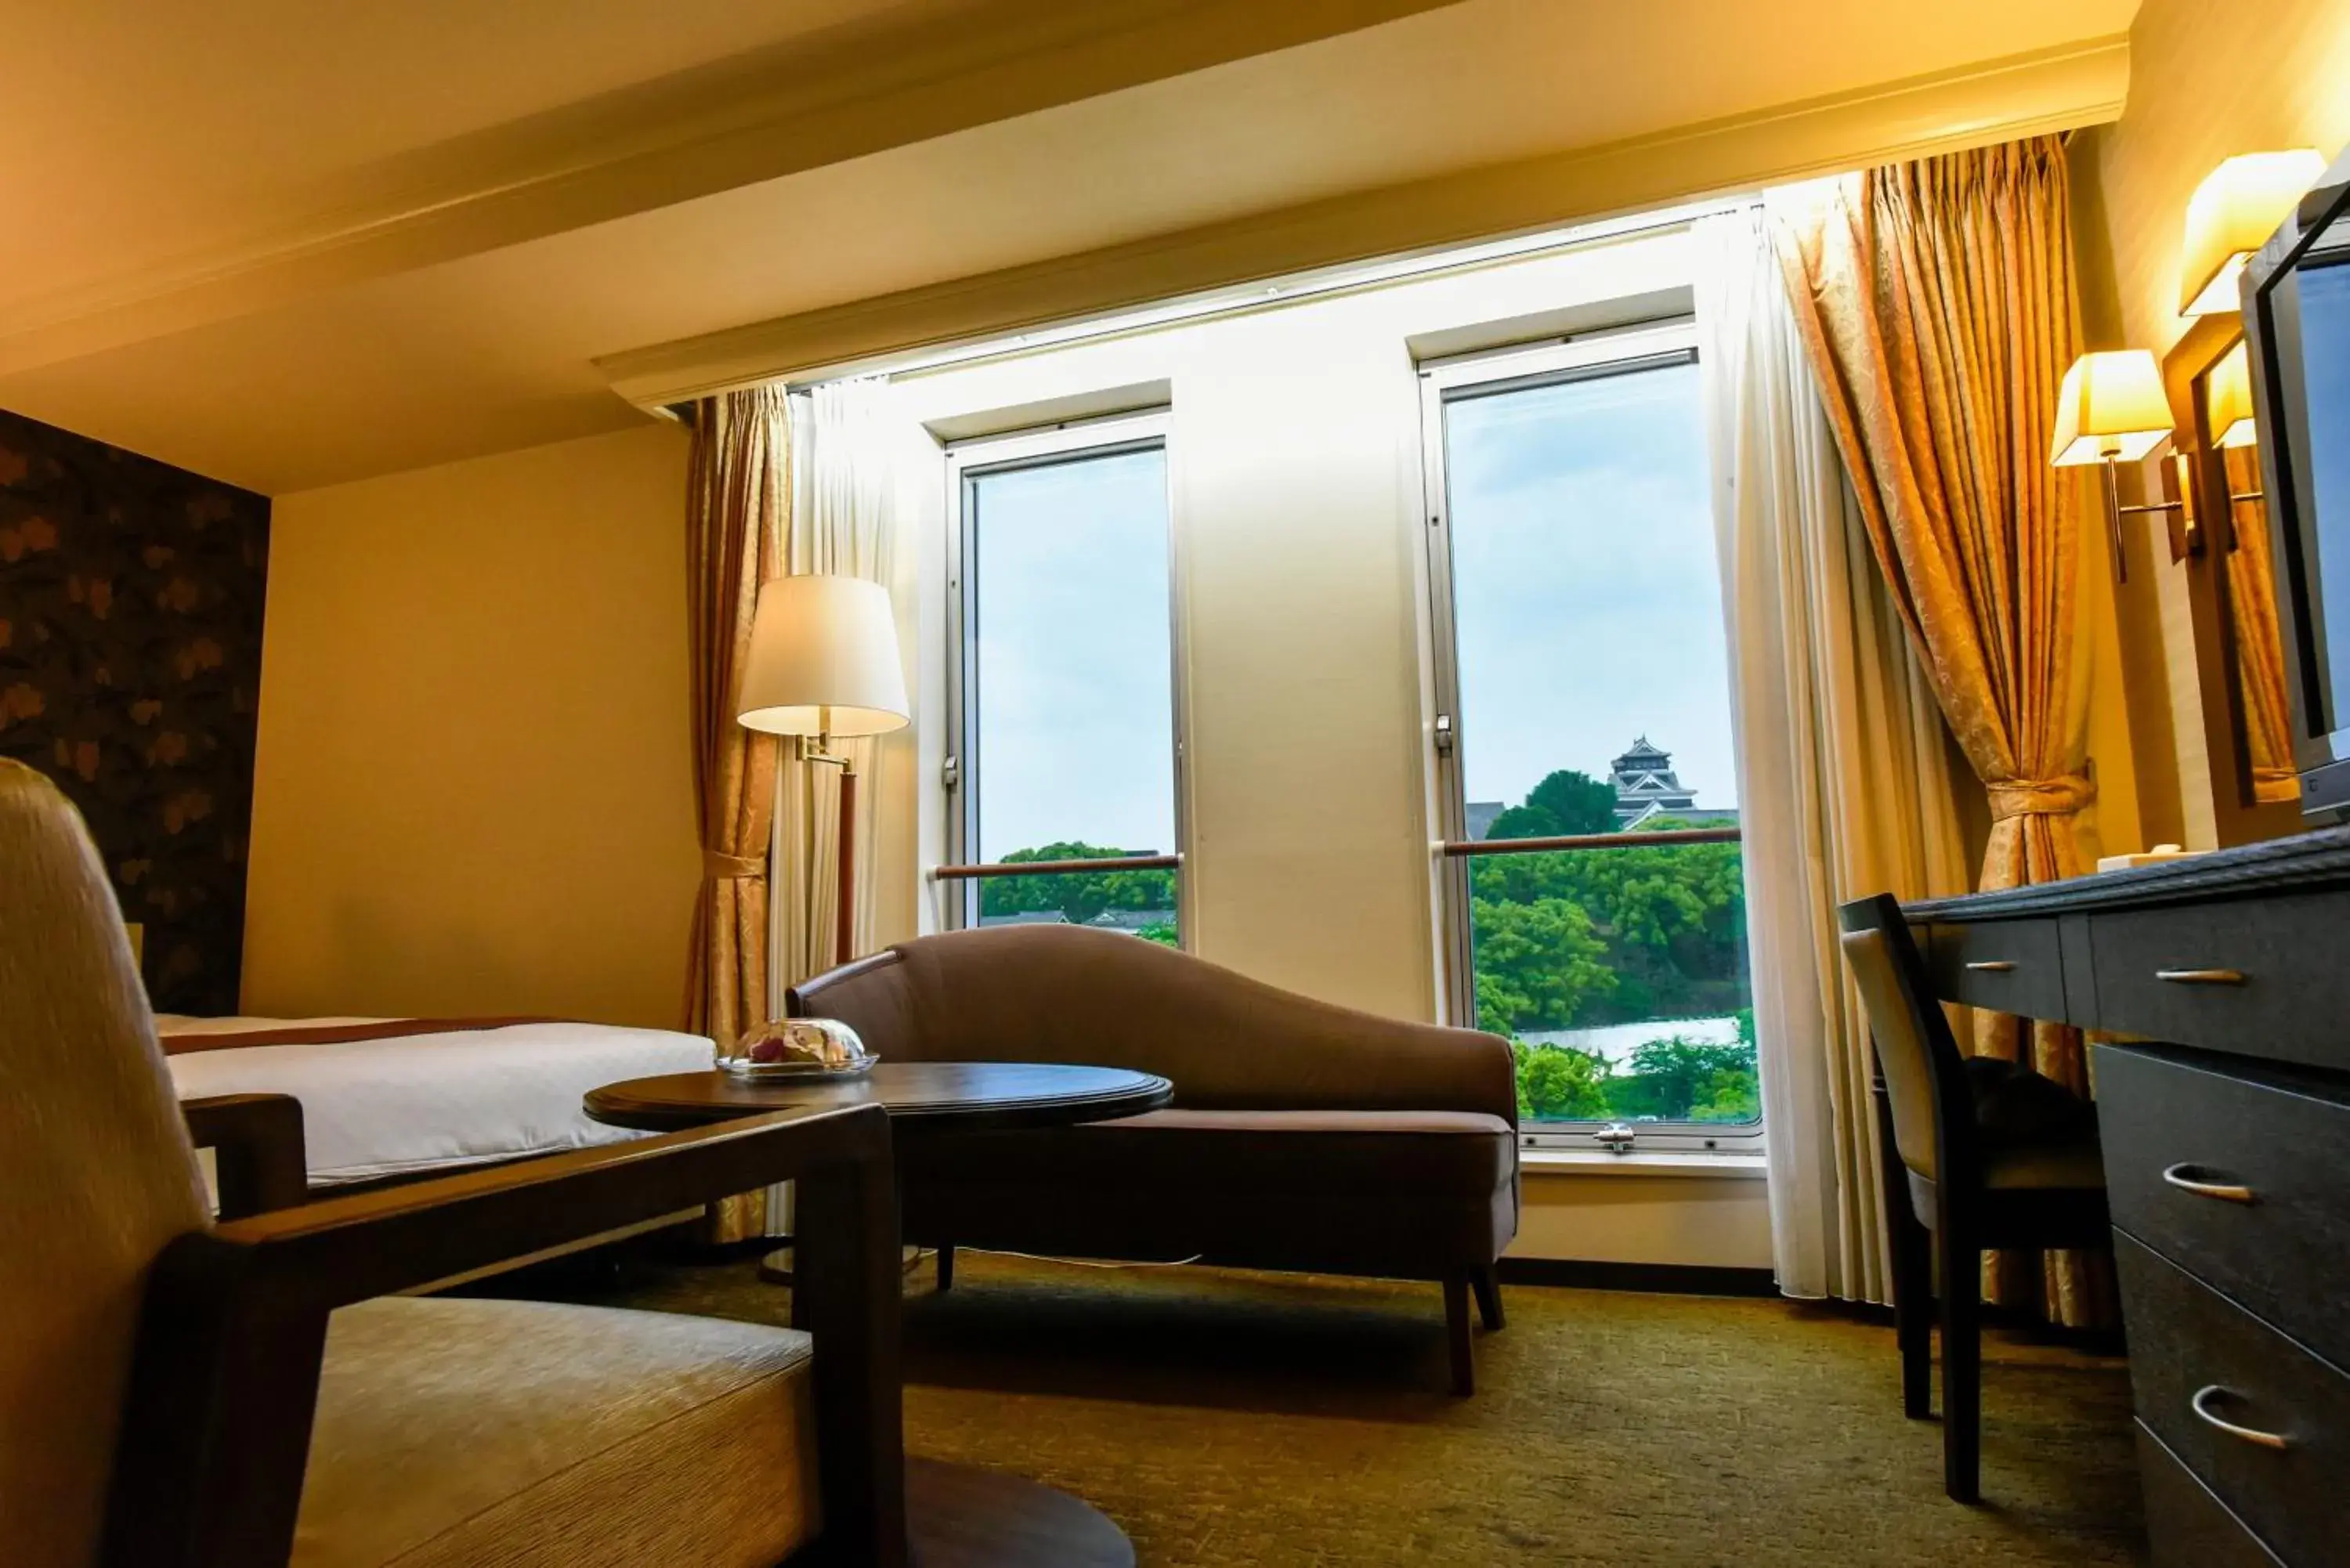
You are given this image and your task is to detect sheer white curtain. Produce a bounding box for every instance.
[753,378,908,1238]
[770,376,906,998]
[1695,207,1970,1303]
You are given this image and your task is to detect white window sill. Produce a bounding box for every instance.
[1519,1148,1768,1180]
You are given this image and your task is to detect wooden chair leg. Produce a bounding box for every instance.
[1936,1227,1981,1504]
[1443,1277,1474,1396]
[935,1243,955,1292]
[1889,1202,1933,1419]
[1470,1266,1505,1331]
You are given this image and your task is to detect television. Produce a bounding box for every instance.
[2246,146,2350,821]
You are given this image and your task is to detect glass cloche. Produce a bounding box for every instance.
[716,1017,876,1079]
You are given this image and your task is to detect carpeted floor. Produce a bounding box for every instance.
[486,1247,2146,1567]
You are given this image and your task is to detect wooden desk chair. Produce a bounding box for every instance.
[1836,893,2110,1504]
[0,758,907,1568]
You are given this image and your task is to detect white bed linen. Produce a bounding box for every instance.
[161,1021,714,1186]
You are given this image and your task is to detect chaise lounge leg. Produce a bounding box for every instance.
[935,1243,955,1292]
[1443,1276,1475,1396]
[1470,1266,1505,1331]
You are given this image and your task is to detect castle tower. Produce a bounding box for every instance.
[1609,736,1698,826]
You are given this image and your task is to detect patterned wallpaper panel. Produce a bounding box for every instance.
[0,409,269,1014]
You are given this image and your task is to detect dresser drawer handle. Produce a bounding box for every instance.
[2192,1385,2292,1450]
[1964,960,2016,973]
[2154,967,2247,985]
[2161,1164,2257,1204]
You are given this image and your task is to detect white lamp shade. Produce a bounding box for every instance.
[2050,350,2175,466]
[737,573,910,737]
[2205,340,2260,449]
[2179,150,2328,316]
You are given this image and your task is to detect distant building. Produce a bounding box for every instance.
[1464,800,1505,841]
[1609,737,1736,829]
[1086,908,1175,932]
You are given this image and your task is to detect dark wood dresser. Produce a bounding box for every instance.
[1904,827,2350,1568]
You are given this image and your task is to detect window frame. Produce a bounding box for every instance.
[1418,323,1762,1155]
[941,410,1191,942]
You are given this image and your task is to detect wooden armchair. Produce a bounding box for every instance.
[0,757,907,1568]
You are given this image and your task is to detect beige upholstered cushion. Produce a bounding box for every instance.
[295,1297,817,1568]
[0,761,211,1568]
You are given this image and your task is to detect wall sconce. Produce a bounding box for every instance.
[2203,340,2266,554]
[2052,349,2180,583]
[2180,150,2329,316]
[2205,340,2259,448]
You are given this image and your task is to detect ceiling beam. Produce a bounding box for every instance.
[598,34,2130,405]
[0,0,1468,378]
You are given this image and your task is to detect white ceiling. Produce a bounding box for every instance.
[0,0,2139,493]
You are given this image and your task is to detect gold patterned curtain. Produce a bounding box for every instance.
[683,385,791,1245]
[684,386,790,1046]
[2224,445,2300,802]
[1771,137,2109,1325]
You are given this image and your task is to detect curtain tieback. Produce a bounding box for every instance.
[703,849,765,881]
[1986,774,2095,822]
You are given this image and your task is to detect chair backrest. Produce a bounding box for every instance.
[790,923,1517,1120]
[0,760,210,1568]
[1836,892,1973,1185]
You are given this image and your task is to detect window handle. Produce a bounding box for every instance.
[2191,1385,2291,1450]
[2162,1164,2257,1204]
[1964,960,2016,973]
[1593,1122,1636,1154]
[1434,714,1455,756]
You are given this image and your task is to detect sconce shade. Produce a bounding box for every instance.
[2206,340,2260,449]
[2051,350,2175,466]
[2179,150,2328,316]
[737,573,910,737]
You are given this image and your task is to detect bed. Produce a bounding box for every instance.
[157,1014,714,1189]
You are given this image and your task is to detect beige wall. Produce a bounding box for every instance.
[242,421,700,1028]
[2095,0,2350,361]
[1513,1165,1773,1270]
[2077,0,2350,846]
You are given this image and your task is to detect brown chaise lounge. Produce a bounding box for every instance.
[789,924,1520,1393]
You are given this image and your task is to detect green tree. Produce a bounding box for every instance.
[979,841,1177,927]
[1604,1035,1758,1121]
[1512,1042,1613,1120]
[1485,768,1619,840]
[1468,832,1745,1028]
[1469,895,1614,1032]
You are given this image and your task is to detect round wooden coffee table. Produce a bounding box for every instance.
[584,1060,1170,1136]
[586,1060,1171,1568]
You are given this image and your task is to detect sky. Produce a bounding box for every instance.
[971,446,1177,858]
[1444,358,1738,815]
[966,356,1736,862]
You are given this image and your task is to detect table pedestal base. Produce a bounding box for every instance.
[908,1458,1133,1568]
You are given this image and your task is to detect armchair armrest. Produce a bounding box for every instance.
[180,1094,309,1219]
[107,1103,907,1568]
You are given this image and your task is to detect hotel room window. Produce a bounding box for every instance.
[1422,325,1759,1151]
[943,414,1185,943]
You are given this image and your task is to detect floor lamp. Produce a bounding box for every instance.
[737,573,910,970]
[736,573,910,1288]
